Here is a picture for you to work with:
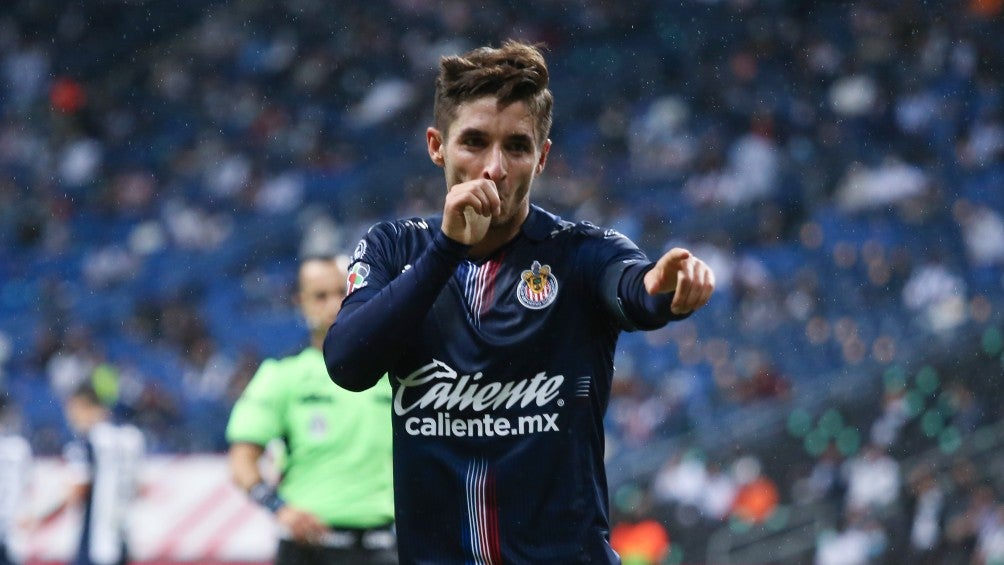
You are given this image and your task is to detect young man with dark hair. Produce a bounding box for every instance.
[324,40,715,563]
[43,384,144,565]
[227,255,396,565]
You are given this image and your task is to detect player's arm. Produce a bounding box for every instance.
[29,479,88,530]
[229,442,326,544]
[643,247,715,315]
[603,247,714,330]
[323,228,469,391]
[27,440,89,529]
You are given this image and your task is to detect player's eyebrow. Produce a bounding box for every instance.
[455,127,535,147]
[504,132,534,146]
[454,127,487,139]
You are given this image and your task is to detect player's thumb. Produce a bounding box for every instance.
[646,248,689,294]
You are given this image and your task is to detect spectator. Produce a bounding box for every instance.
[795,443,847,506]
[610,517,670,565]
[652,450,708,514]
[975,504,1004,565]
[815,509,888,565]
[844,443,901,517]
[730,455,779,524]
[904,467,947,564]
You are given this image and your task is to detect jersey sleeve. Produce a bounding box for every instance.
[584,226,687,331]
[342,221,403,305]
[225,359,286,446]
[324,223,469,391]
[583,227,651,329]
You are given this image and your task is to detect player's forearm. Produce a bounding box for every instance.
[618,262,689,329]
[324,230,469,391]
[37,483,88,526]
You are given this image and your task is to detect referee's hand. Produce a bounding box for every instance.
[277,505,328,545]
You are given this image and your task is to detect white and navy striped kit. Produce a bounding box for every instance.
[0,433,31,562]
[65,422,144,565]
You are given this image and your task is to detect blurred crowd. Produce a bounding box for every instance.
[610,340,1004,563]
[1,0,1002,562]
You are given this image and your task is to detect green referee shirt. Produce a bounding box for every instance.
[226,347,394,528]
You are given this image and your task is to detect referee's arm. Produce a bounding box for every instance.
[228,442,327,543]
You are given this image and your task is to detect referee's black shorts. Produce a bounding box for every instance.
[275,525,397,565]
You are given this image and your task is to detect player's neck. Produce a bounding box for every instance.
[310,333,324,351]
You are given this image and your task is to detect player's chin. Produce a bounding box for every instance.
[490,212,512,228]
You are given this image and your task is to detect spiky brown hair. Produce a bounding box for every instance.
[433,40,553,148]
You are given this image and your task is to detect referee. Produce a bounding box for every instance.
[226,255,395,565]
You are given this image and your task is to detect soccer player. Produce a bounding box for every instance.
[0,395,31,565]
[42,384,144,565]
[226,255,396,565]
[323,40,715,563]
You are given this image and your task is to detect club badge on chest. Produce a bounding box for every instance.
[516,260,558,310]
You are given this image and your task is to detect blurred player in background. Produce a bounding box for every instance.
[35,384,145,565]
[323,40,715,563]
[0,395,31,565]
[226,255,396,565]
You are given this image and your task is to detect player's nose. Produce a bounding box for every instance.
[483,146,506,182]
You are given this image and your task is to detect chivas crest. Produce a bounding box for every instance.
[516,261,558,309]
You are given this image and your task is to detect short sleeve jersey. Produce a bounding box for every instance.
[64,421,144,565]
[226,347,394,528]
[0,433,31,539]
[343,205,648,564]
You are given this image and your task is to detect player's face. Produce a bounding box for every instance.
[435,97,551,229]
[65,397,100,434]
[298,260,347,334]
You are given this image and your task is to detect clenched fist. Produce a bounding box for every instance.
[644,248,715,315]
[441,178,501,245]
[277,505,328,545]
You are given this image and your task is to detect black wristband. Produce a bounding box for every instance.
[249,481,286,513]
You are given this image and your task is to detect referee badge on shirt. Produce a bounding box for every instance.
[516,260,558,310]
[309,413,329,439]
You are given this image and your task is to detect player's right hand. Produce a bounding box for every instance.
[277,505,328,545]
[441,178,501,245]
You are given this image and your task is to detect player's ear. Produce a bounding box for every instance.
[535,139,552,175]
[427,127,445,167]
[291,275,303,309]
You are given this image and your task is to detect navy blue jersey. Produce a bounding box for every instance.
[335,206,662,564]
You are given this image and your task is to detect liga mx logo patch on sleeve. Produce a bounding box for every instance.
[346,262,369,294]
[352,240,367,260]
[516,260,558,309]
